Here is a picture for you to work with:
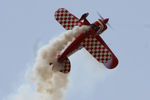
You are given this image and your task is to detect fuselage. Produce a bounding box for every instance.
[57,18,109,62]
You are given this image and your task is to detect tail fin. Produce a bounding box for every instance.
[51,57,71,73]
[60,57,71,73]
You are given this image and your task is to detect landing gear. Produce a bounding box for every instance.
[79,12,89,21]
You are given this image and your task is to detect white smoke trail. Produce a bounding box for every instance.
[29,25,89,98]
[4,25,89,100]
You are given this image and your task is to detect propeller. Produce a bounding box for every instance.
[97,12,112,29]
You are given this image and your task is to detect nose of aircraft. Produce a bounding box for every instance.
[103,18,109,24]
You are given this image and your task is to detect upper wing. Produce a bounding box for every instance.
[55,8,82,30]
[81,35,118,69]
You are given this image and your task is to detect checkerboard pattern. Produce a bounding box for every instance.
[55,8,113,72]
[55,8,81,30]
[81,35,112,63]
[60,58,71,73]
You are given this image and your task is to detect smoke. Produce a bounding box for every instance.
[3,25,89,100]
[30,25,89,96]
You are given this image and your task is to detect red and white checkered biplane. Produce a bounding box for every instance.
[52,8,118,73]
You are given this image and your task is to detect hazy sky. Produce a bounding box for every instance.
[0,0,150,100]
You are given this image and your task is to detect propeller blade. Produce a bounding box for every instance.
[97,11,104,20]
[107,22,112,29]
[97,11,113,29]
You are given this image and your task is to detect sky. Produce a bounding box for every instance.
[0,0,150,100]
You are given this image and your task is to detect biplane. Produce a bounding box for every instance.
[51,8,118,73]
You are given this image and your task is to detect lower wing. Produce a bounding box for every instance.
[81,35,118,69]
